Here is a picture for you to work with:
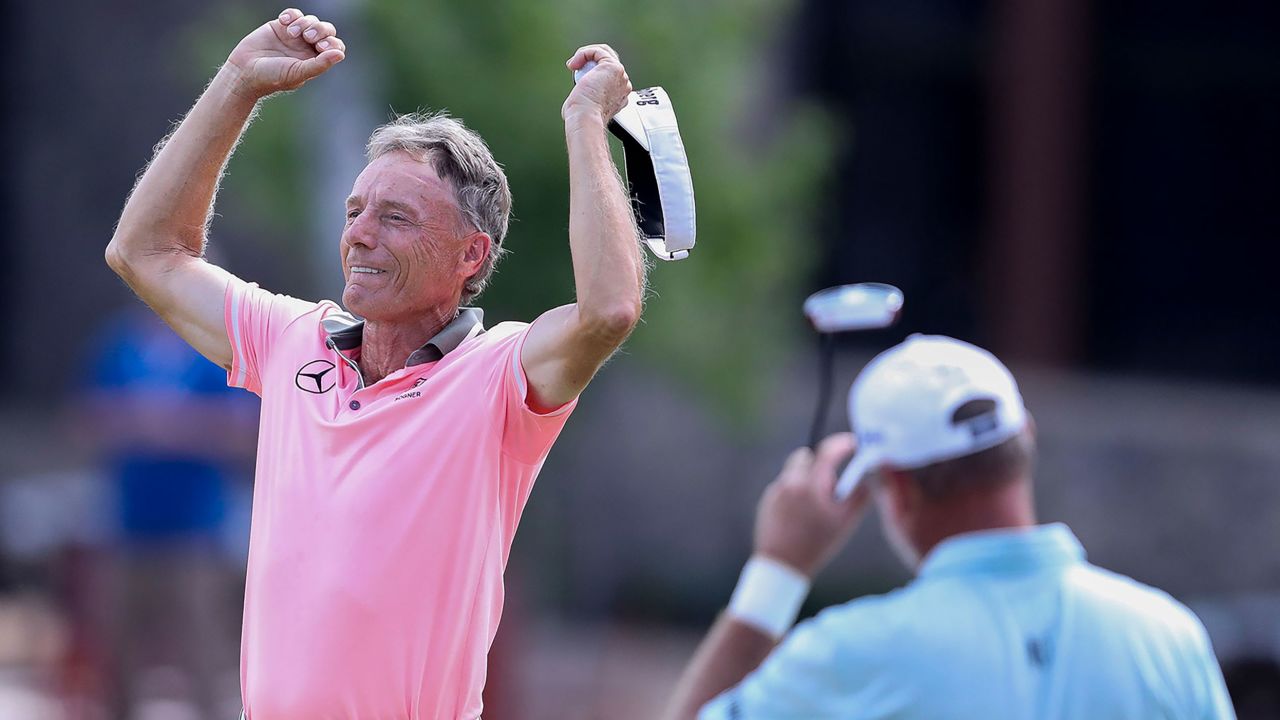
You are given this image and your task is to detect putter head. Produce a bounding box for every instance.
[804,283,905,333]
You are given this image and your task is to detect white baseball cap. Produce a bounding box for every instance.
[611,87,696,261]
[833,335,1029,499]
[574,64,696,261]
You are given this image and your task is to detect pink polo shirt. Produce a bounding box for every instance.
[224,279,576,719]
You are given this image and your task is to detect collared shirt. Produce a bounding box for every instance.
[224,280,577,720]
[320,306,486,372]
[701,524,1235,720]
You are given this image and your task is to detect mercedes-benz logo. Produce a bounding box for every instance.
[295,360,337,394]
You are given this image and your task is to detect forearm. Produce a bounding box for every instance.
[665,613,777,720]
[109,65,260,270]
[563,112,645,338]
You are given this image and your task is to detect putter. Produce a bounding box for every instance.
[803,283,904,448]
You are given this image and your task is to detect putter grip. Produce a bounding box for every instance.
[573,60,597,84]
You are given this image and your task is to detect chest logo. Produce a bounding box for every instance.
[295,360,337,394]
[395,377,429,402]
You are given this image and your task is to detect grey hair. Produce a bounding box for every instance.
[366,111,512,304]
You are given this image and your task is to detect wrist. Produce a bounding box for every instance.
[754,544,823,579]
[726,555,811,639]
[563,108,607,134]
[215,62,267,108]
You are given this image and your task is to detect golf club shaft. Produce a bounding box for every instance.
[808,333,835,449]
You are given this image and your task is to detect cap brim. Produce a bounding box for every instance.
[833,447,883,501]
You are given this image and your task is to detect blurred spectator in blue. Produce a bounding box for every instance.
[78,303,257,720]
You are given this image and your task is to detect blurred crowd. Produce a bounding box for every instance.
[1,309,256,718]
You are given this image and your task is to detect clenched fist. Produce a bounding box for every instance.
[225,8,346,100]
[563,44,633,125]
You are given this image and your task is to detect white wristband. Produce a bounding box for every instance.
[727,555,811,639]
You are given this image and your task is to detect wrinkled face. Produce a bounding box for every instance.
[340,151,488,321]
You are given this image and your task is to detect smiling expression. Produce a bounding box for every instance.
[340,150,489,321]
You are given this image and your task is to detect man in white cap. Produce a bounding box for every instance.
[666,335,1235,719]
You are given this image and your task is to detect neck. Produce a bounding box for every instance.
[911,477,1037,565]
[358,304,458,385]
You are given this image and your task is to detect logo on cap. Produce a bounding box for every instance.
[858,430,886,447]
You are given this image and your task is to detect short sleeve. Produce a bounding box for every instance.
[1181,613,1237,720]
[224,279,318,395]
[500,321,578,465]
[700,602,909,719]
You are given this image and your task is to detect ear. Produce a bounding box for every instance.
[882,467,922,525]
[461,232,491,275]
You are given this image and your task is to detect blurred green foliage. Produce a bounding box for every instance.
[200,0,833,421]
[187,6,310,243]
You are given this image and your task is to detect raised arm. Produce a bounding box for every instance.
[665,435,865,720]
[105,8,345,369]
[518,45,646,412]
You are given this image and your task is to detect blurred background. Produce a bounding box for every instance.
[1,0,1278,718]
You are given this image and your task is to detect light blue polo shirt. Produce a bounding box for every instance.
[700,523,1235,720]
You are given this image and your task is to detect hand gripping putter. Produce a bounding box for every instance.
[575,61,696,260]
[802,283,905,450]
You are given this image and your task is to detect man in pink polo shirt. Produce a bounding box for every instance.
[107,7,645,718]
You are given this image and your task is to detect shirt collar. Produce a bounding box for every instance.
[917,523,1085,579]
[321,307,485,367]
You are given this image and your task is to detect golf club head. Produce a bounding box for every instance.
[804,283,905,333]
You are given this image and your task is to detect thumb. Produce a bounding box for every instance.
[293,49,344,83]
